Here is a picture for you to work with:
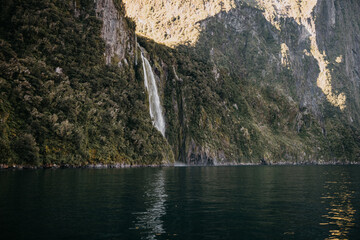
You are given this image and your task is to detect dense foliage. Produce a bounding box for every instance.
[138,7,360,163]
[0,0,359,166]
[0,0,172,166]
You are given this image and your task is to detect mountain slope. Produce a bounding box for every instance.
[125,0,360,163]
[0,0,173,166]
[0,0,359,166]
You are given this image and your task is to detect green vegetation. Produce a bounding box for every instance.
[0,0,359,166]
[0,0,173,166]
[137,3,360,164]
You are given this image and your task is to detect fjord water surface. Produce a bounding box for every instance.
[1,166,360,240]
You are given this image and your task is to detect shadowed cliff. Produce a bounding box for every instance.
[136,0,360,164]
[0,0,359,166]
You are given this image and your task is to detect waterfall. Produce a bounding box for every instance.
[139,50,166,137]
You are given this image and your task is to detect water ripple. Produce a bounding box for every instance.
[321,171,356,240]
[132,170,167,240]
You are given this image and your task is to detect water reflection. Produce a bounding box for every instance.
[320,171,356,240]
[133,169,167,240]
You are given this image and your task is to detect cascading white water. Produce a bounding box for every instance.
[140,51,166,137]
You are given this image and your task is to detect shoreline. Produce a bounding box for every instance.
[1,161,360,170]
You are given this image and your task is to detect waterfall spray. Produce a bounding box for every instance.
[139,48,166,137]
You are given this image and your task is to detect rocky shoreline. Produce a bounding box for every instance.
[0,163,173,170]
[1,161,360,170]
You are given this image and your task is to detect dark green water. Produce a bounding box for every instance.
[1,166,360,240]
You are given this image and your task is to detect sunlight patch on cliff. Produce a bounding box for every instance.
[309,35,346,110]
[123,0,346,110]
[335,55,343,63]
[253,0,346,110]
[280,43,290,68]
[251,0,317,30]
[123,0,236,47]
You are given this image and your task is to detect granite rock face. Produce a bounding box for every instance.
[314,0,360,125]
[123,0,236,46]
[124,0,360,164]
[1,0,358,166]
[243,0,360,123]
[95,0,134,66]
[123,0,360,123]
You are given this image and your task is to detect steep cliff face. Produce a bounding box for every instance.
[249,0,360,129]
[123,0,236,46]
[245,0,359,121]
[0,0,173,166]
[124,0,359,119]
[95,0,134,66]
[1,0,359,166]
[125,0,360,163]
[314,0,360,124]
